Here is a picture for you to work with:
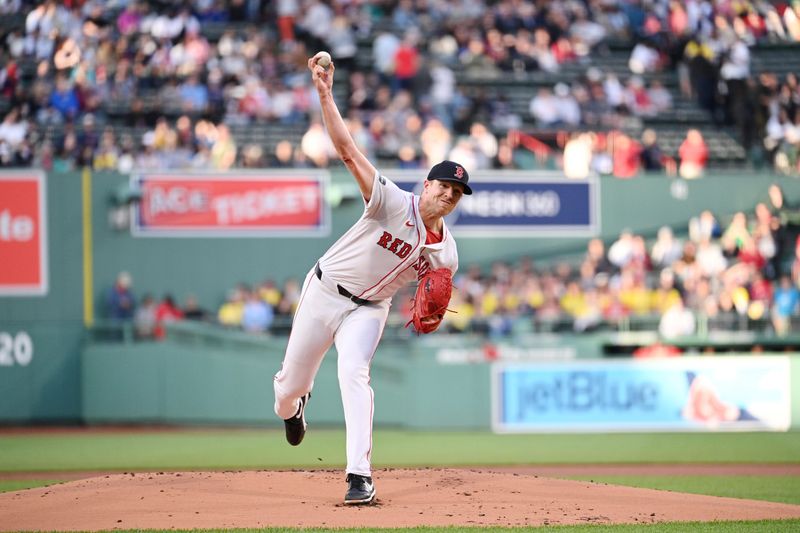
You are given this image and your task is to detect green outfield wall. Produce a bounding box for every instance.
[0,173,83,422]
[3,169,800,423]
[80,327,798,431]
[81,327,492,429]
[793,356,800,429]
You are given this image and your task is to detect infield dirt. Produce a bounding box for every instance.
[2,468,800,530]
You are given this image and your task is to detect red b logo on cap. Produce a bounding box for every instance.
[454,166,464,179]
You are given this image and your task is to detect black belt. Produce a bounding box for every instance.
[315,263,373,306]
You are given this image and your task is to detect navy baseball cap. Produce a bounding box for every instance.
[426,160,472,195]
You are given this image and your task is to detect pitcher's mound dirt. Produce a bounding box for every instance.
[2,468,799,531]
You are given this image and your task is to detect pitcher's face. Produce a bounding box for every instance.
[422,179,464,216]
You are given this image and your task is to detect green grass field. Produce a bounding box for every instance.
[2,429,799,471]
[566,475,800,505]
[2,429,799,532]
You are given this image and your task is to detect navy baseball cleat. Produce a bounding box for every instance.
[344,473,376,505]
[283,392,310,446]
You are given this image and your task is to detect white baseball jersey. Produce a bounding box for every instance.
[273,170,458,479]
[319,171,459,301]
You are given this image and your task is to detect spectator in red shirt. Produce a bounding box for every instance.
[669,2,689,36]
[749,269,773,303]
[612,132,641,178]
[737,238,766,271]
[744,11,767,40]
[393,34,419,92]
[678,128,708,179]
[154,294,184,339]
[633,342,682,358]
[551,37,578,64]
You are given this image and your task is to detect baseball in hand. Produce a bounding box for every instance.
[315,51,332,69]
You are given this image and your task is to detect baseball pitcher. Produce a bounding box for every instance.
[273,52,472,505]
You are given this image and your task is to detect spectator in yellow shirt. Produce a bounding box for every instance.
[217,289,245,328]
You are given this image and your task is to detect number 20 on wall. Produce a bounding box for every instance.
[0,331,33,367]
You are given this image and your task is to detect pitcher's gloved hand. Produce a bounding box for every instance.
[406,268,453,334]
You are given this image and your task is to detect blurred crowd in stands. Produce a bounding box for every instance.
[428,184,800,338]
[107,269,303,339]
[108,184,800,341]
[0,0,799,175]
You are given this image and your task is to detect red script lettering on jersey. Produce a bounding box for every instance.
[412,255,431,279]
[376,231,412,259]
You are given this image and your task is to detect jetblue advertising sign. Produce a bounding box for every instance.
[492,357,790,433]
[383,170,598,236]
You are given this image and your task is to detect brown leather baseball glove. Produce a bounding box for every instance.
[406,268,453,334]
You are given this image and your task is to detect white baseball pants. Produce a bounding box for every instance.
[273,267,390,477]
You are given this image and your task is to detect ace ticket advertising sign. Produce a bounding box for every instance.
[0,172,48,296]
[132,172,330,237]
